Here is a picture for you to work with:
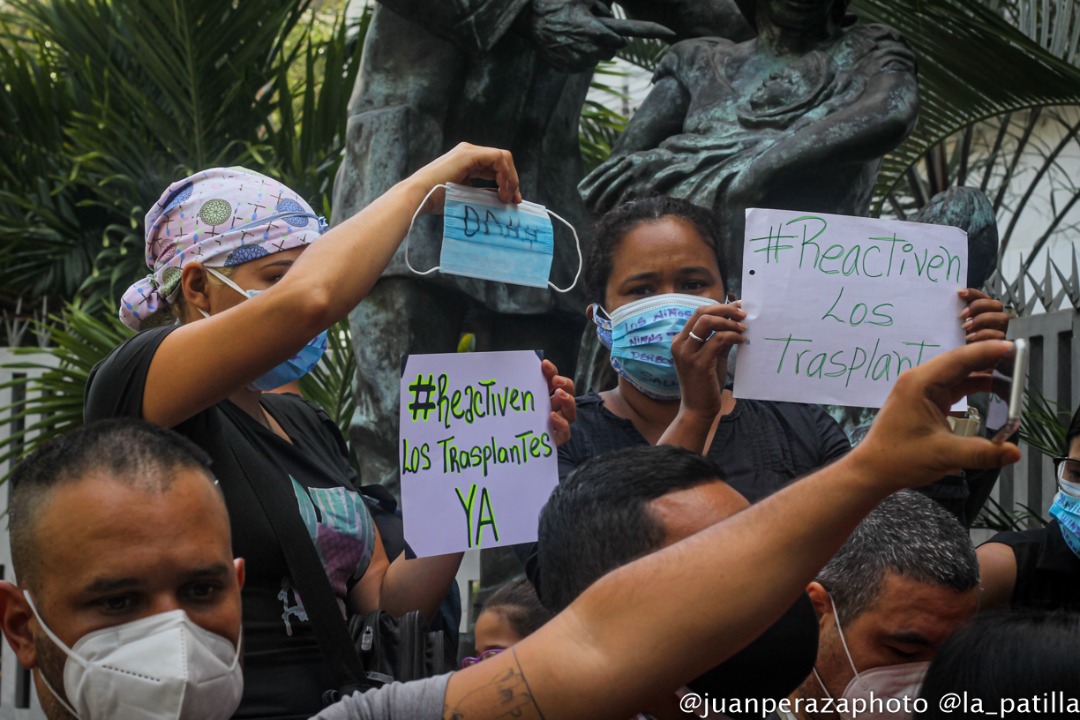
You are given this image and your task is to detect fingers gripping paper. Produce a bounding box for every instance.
[399,351,559,557]
[733,209,968,409]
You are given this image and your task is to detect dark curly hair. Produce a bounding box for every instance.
[1067,403,1080,451]
[481,578,552,639]
[585,196,726,307]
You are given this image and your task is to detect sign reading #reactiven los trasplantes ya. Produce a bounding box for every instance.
[399,350,558,558]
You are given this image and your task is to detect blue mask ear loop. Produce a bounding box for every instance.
[403,184,447,277]
[546,209,582,294]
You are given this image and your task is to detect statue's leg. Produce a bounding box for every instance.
[913,186,1002,526]
[348,278,468,497]
[471,309,585,376]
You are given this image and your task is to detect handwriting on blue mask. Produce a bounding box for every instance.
[405,183,580,292]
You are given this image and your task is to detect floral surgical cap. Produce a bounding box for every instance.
[119,167,327,330]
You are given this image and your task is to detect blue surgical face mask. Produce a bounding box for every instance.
[203,267,327,392]
[1049,492,1080,558]
[591,293,714,400]
[404,182,581,292]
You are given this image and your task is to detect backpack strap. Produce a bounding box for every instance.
[223,436,379,702]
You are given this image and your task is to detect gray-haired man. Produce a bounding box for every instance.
[783,490,979,720]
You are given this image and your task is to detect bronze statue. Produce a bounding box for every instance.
[580,0,919,294]
[333,0,748,493]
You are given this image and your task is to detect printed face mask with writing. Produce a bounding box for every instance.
[404,182,581,292]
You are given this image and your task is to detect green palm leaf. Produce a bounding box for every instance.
[850,0,1080,212]
[299,319,357,448]
[0,304,132,479]
[0,0,318,307]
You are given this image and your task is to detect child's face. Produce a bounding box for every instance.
[473,608,524,655]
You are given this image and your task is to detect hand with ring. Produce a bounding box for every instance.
[669,300,748,422]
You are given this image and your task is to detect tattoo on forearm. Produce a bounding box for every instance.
[444,648,545,720]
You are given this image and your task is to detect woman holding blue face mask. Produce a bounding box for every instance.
[84,144,576,719]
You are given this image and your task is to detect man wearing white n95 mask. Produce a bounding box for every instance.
[0,418,245,720]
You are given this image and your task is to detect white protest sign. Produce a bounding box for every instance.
[733,209,968,408]
[399,350,558,557]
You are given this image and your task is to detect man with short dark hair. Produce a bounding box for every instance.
[785,490,979,720]
[312,341,1018,720]
[0,418,245,720]
[538,444,749,611]
[538,444,818,720]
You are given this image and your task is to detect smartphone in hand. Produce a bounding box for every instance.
[990,338,1029,444]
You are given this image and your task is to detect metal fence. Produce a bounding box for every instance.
[0,348,54,720]
[982,249,1080,532]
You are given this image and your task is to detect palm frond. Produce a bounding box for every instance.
[0,304,132,479]
[1020,384,1070,458]
[850,0,1080,212]
[299,319,357,444]
[971,494,1049,530]
[615,37,667,73]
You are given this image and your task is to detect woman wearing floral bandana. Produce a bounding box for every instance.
[85,144,576,719]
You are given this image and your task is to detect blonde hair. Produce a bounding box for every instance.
[146,264,238,327]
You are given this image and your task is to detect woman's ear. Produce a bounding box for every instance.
[180,263,212,318]
[585,304,595,321]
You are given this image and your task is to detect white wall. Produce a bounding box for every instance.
[0,349,53,720]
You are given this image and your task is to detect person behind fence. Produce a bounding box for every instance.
[463,579,552,668]
[976,402,1080,613]
[0,418,245,720]
[535,444,819,720]
[83,144,576,719]
[778,490,979,720]
[915,610,1080,720]
[309,341,1020,719]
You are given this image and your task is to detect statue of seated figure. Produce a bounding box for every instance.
[579,0,919,293]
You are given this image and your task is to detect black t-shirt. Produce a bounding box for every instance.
[987,520,1080,612]
[517,392,851,592]
[559,393,852,502]
[84,326,377,719]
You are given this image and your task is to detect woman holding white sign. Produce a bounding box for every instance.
[556,196,1009,505]
[84,144,576,719]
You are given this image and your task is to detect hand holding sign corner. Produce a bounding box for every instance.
[734,209,968,409]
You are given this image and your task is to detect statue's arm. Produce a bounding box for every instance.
[617,0,754,43]
[376,0,629,72]
[609,75,691,156]
[743,38,919,186]
[762,73,916,182]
